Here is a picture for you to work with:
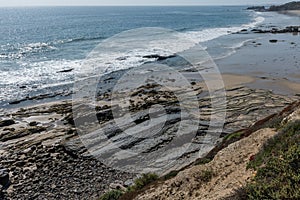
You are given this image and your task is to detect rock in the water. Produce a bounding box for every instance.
[57,68,74,73]
[0,168,10,188]
[142,54,176,61]
[247,6,266,11]
[9,100,22,105]
[269,39,278,43]
[0,119,15,128]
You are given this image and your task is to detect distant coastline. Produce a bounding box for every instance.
[247,1,300,12]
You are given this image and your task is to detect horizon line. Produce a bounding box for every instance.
[0,4,272,8]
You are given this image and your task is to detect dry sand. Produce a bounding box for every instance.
[200,73,300,96]
[283,10,300,16]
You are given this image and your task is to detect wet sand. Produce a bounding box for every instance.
[216,29,300,96]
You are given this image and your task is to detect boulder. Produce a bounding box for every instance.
[109,183,126,191]
[0,119,15,128]
[0,168,9,188]
[124,179,134,187]
[29,121,38,126]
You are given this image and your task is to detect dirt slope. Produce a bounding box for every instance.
[135,105,300,200]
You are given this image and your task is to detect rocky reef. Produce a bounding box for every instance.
[0,71,297,199]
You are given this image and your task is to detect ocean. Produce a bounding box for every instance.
[0,6,264,108]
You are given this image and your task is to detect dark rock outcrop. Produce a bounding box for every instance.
[143,54,176,61]
[251,26,300,34]
[247,1,300,12]
[0,168,9,188]
[0,119,15,128]
[57,68,74,73]
[268,1,300,11]
[247,6,267,11]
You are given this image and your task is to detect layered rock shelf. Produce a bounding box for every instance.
[0,77,297,199]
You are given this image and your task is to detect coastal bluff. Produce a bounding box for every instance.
[247,1,300,11]
[0,78,298,199]
[134,101,300,200]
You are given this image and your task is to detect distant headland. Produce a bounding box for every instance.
[247,1,300,12]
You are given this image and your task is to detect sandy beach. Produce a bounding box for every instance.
[216,26,300,96]
[281,10,300,16]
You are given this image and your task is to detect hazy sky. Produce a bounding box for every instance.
[0,0,293,7]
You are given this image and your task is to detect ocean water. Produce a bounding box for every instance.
[0,6,263,108]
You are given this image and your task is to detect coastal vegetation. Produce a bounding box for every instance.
[99,190,123,200]
[246,121,300,199]
[99,173,159,200]
[229,120,300,199]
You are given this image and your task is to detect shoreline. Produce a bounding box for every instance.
[3,10,300,112]
[0,69,298,198]
[279,10,300,17]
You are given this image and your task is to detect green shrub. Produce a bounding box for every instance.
[163,170,179,180]
[223,131,243,142]
[247,120,300,170]
[99,190,123,200]
[196,169,214,183]
[130,173,159,191]
[244,120,300,199]
[118,173,159,200]
[195,158,212,166]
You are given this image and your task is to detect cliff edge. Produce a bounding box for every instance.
[133,101,300,200]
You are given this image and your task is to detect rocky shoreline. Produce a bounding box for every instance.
[0,101,135,199]
[1,12,300,199]
[0,70,298,199]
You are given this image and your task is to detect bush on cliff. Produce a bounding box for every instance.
[231,120,300,199]
[99,189,123,200]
